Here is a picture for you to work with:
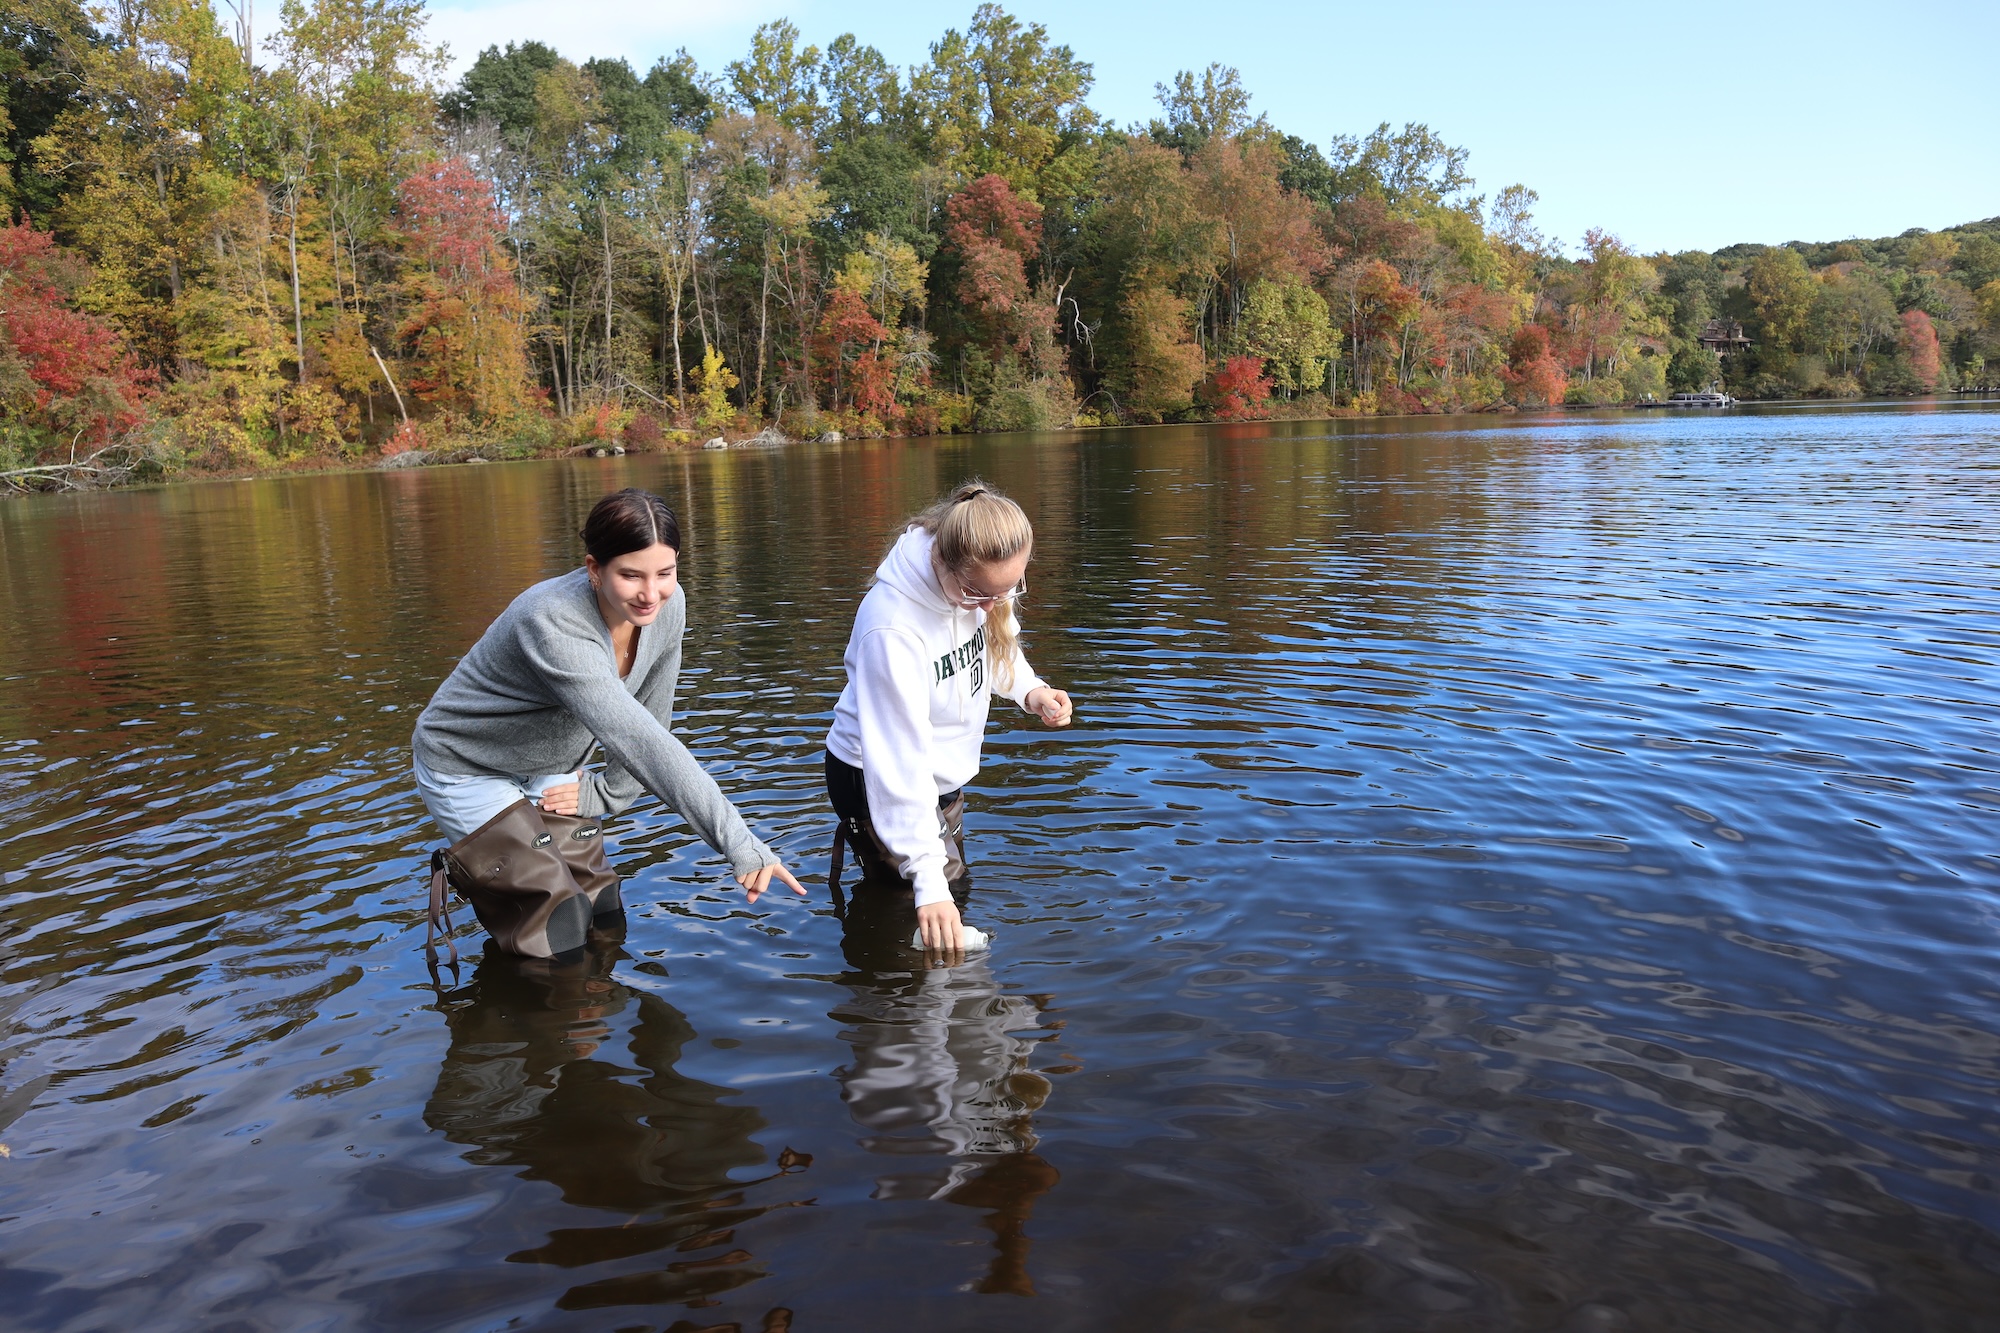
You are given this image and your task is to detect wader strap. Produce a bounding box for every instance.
[425,848,461,971]
[828,824,848,917]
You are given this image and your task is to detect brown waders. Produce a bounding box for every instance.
[425,802,623,970]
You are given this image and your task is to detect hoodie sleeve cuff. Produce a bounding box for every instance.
[911,867,953,907]
[1008,675,1048,709]
[729,837,778,878]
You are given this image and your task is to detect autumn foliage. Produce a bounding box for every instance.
[945,174,1045,357]
[1899,309,1940,388]
[7,0,1988,473]
[394,159,529,419]
[1204,355,1274,420]
[0,222,150,453]
[813,289,894,418]
[1503,324,1568,407]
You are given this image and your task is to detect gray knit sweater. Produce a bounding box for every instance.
[412,568,776,875]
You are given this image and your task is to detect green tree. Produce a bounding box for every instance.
[1839,268,1900,378]
[1,0,96,224]
[819,131,934,259]
[38,0,253,366]
[269,0,443,390]
[1326,122,1473,210]
[1081,136,1216,409]
[817,34,900,148]
[1563,229,1658,385]
[908,4,1097,199]
[1658,250,1724,343]
[726,20,823,140]
[1667,345,1721,391]
[440,41,561,142]
[1954,234,2000,290]
[1746,247,1817,353]
[1240,277,1334,394]
[1488,184,1547,257]
[1150,63,1261,152]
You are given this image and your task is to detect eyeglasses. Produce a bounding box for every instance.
[951,576,1026,608]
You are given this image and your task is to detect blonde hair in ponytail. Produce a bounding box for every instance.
[910,479,1034,692]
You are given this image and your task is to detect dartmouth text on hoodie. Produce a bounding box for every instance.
[826,526,1045,906]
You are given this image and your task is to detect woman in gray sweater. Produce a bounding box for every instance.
[412,488,804,903]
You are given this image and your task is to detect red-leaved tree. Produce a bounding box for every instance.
[812,289,893,417]
[1204,354,1273,420]
[394,159,529,420]
[0,222,150,453]
[945,174,1044,356]
[1900,309,1940,389]
[1502,323,1568,406]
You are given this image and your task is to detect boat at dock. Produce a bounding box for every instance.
[1635,390,1736,408]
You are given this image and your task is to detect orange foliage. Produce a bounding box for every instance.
[1503,323,1567,406]
[394,158,529,419]
[1190,136,1329,286]
[1900,309,1940,389]
[813,289,894,416]
[1204,354,1273,419]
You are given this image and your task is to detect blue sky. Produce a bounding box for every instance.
[419,0,1999,256]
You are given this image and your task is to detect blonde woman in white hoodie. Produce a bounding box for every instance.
[824,481,1074,951]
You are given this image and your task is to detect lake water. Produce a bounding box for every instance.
[3,403,1999,1331]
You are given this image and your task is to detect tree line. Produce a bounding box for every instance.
[4,0,1998,478]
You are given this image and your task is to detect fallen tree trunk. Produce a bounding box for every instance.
[0,441,173,494]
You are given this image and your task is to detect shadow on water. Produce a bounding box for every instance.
[2,403,1999,1329]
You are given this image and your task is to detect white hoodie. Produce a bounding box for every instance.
[826,526,1045,907]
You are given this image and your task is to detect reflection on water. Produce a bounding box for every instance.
[425,942,795,1312]
[830,880,1060,1295]
[1,404,1999,1329]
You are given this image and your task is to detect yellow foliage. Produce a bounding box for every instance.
[693,345,739,427]
[1907,231,1960,275]
[1747,248,1818,352]
[1116,285,1204,421]
[835,232,928,326]
[319,317,377,398]
[746,182,831,236]
[280,382,354,456]
[1241,278,1336,394]
[1977,280,2000,334]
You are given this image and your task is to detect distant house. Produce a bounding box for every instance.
[1698,319,1753,357]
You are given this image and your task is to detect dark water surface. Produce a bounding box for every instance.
[3,405,1999,1331]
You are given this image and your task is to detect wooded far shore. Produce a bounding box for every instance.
[5,1,1998,492]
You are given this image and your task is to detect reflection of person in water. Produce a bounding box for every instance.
[829,881,1061,1295]
[423,944,804,1313]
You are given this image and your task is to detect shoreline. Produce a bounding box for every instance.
[6,393,1992,498]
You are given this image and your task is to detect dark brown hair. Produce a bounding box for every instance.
[580,488,681,564]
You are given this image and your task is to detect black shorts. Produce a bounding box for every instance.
[824,750,966,885]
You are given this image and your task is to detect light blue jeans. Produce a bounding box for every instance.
[413,753,579,844]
